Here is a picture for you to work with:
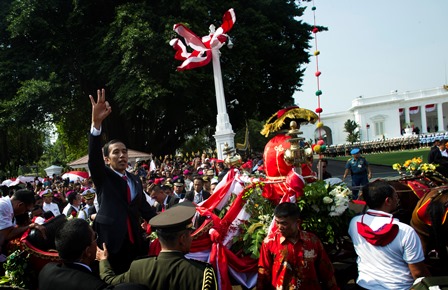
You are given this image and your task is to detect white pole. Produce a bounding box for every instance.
[211,47,235,159]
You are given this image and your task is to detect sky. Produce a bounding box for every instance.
[294,0,448,114]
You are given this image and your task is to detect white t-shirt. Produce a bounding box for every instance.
[42,202,61,217]
[0,197,15,230]
[348,209,425,289]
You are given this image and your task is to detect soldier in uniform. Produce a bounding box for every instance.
[78,188,96,224]
[343,148,372,200]
[97,202,217,290]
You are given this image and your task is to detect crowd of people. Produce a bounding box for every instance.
[0,88,447,290]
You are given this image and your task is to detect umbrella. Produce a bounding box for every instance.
[62,171,90,182]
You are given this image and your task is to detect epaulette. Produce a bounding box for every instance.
[202,264,217,290]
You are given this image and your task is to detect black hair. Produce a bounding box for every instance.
[55,219,92,262]
[67,192,78,204]
[12,189,35,206]
[274,202,301,219]
[157,229,187,248]
[103,139,126,157]
[362,181,395,209]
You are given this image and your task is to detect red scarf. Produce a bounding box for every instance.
[357,212,399,246]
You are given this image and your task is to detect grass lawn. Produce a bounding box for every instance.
[329,148,431,166]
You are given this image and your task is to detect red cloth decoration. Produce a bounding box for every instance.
[276,106,299,118]
[406,180,429,199]
[285,170,305,198]
[315,107,323,113]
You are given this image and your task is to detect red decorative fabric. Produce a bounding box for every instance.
[357,214,399,246]
[276,106,299,118]
[263,134,293,178]
[170,9,236,71]
[406,180,429,199]
[285,170,305,198]
[262,134,293,203]
[122,176,134,244]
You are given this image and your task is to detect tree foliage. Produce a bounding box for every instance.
[344,119,360,143]
[0,0,315,175]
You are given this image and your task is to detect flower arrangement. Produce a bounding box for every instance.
[392,157,436,176]
[232,180,354,258]
[297,181,354,244]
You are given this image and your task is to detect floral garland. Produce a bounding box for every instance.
[392,156,436,176]
[231,180,354,258]
[297,181,354,245]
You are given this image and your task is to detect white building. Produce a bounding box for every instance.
[300,86,448,145]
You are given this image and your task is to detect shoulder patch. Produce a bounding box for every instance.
[202,265,217,290]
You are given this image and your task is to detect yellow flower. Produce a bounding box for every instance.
[403,160,411,167]
[392,163,402,170]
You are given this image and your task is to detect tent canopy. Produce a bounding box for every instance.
[44,165,63,176]
[68,149,152,170]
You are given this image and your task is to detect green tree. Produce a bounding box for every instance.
[344,119,360,143]
[0,0,316,175]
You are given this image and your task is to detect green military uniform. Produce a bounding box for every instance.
[100,252,217,290]
[99,201,218,290]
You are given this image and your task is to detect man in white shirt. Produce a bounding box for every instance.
[41,189,61,217]
[348,181,430,289]
[0,189,45,256]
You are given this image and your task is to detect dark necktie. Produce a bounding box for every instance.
[122,175,134,244]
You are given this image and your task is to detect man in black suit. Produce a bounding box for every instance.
[428,139,441,164]
[88,89,156,274]
[429,139,448,177]
[148,184,179,213]
[39,218,109,290]
[39,219,149,290]
[184,176,211,204]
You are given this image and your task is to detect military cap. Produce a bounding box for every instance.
[149,202,196,233]
[39,189,53,198]
[82,188,96,200]
[350,148,360,155]
[173,179,184,187]
[210,178,218,185]
[163,182,173,189]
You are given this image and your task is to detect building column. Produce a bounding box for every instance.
[421,105,427,134]
[437,102,444,132]
[405,107,411,126]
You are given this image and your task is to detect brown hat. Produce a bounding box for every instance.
[149,202,196,233]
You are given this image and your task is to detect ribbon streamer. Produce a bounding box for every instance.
[170,9,236,71]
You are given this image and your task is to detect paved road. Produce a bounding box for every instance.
[313,158,400,187]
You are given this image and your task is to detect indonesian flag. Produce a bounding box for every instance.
[409,106,419,115]
[399,108,404,116]
[425,104,436,112]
